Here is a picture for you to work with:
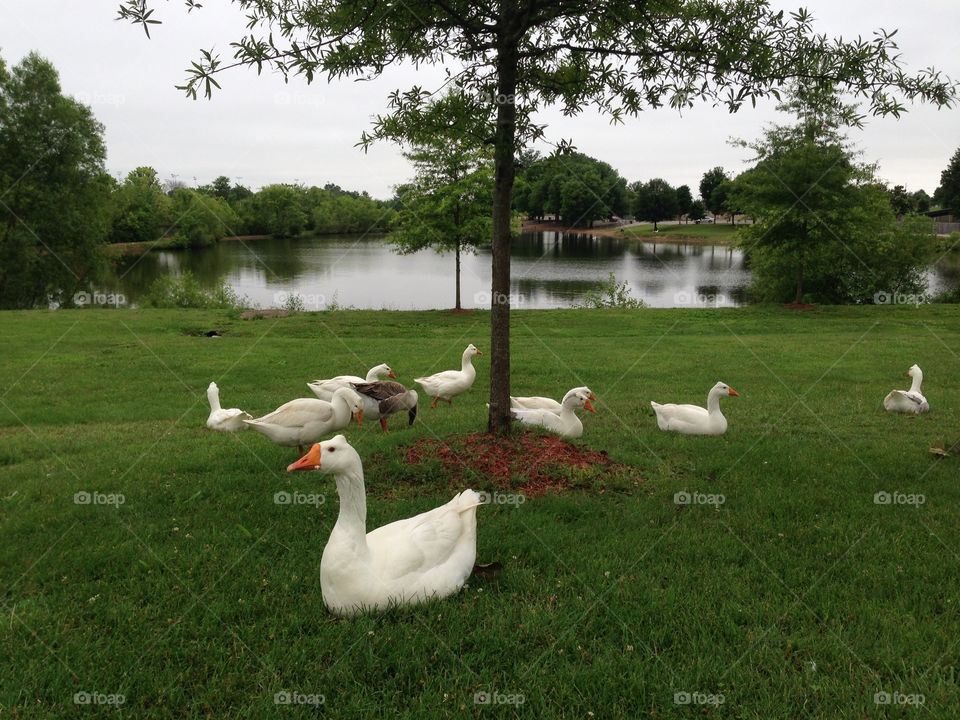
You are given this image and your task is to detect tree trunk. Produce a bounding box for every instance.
[794,248,804,304]
[455,240,461,310]
[487,41,518,435]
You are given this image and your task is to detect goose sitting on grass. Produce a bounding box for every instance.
[351,381,419,431]
[884,364,930,414]
[651,382,739,436]
[510,386,596,413]
[244,387,364,455]
[414,344,482,408]
[308,363,395,402]
[287,435,483,616]
[509,388,596,439]
[205,381,252,432]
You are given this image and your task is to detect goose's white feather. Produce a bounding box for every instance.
[510,386,594,414]
[414,344,480,402]
[651,382,737,436]
[884,365,929,414]
[510,389,594,438]
[244,388,362,447]
[205,382,252,432]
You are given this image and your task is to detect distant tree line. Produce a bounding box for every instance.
[109,170,394,247]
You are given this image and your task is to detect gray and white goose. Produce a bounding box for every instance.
[351,381,419,431]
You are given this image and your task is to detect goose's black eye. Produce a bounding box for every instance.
[328,448,336,453]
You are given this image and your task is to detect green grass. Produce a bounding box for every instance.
[621,222,742,243]
[2,306,960,718]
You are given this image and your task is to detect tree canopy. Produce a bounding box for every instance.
[935,147,960,213]
[699,167,729,222]
[514,152,627,226]
[731,90,935,303]
[632,178,679,231]
[0,51,113,308]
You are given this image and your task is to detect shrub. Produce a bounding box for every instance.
[142,272,246,309]
[580,273,646,309]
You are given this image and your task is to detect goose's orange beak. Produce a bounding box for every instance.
[353,409,364,425]
[287,444,320,472]
[388,369,397,379]
[584,399,596,413]
[589,391,597,401]
[475,349,484,356]
[728,387,740,397]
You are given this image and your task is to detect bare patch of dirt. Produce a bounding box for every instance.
[404,431,633,497]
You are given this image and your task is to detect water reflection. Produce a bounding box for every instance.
[98,232,958,309]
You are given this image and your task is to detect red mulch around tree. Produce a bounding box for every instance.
[404,432,623,497]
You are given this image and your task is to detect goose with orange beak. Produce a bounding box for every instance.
[511,386,597,414]
[509,388,596,439]
[287,435,483,616]
[651,381,739,436]
[244,387,364,455]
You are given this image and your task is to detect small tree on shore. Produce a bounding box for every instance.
[676,185,694,223]
[632,179,679,231]
[390,140,492,310]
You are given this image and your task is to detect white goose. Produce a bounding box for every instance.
[415,344,482,408]
[511,386,596,414]
[510,389,596,438]
[288,435,482,616]
[244,387,364,454]
[651,382,739,436]
[205,381,252,432]
[308,363,395,402]
[884,364,930,414]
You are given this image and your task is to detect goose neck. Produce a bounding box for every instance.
[909,372,923,394]
[332,467,367,541]
[706,390,723,413]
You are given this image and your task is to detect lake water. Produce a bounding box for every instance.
[105,232,959,310]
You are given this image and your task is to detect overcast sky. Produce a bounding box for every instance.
[2,0,958,198]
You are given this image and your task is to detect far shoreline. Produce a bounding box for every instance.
[521,220,741,245]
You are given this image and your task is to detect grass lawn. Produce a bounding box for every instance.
[620,222,742,244]
[2,306,959,718]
